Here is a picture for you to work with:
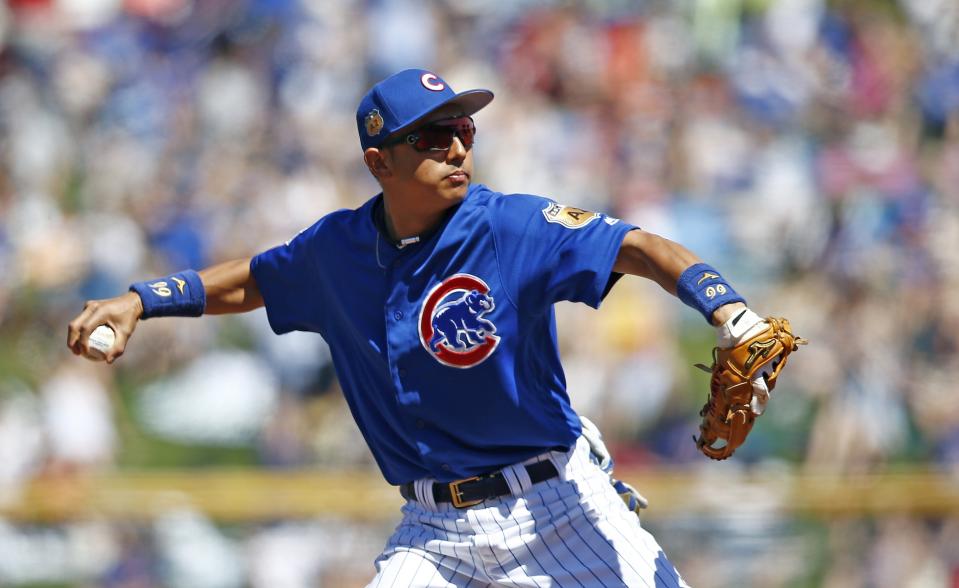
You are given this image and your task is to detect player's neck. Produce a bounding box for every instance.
[382,196,447,243]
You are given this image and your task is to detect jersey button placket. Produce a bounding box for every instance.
[384,280,419,412]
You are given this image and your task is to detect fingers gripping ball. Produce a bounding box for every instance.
[85,325,116,362]
[694,317,807,460]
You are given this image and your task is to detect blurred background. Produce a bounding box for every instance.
[1,0,958,586]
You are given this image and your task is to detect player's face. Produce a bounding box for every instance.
[384,105,475,209]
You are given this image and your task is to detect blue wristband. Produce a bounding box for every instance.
[130,269,206,319]
[676,263,745,323]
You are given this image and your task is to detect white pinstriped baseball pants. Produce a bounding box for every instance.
[368,436,689,587]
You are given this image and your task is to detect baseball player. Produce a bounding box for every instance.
[67,69,781,587]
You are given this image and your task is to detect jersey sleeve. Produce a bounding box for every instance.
[488,194,637,313]
[250,221,325,334]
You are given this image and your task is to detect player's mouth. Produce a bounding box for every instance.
[446,170,470,186]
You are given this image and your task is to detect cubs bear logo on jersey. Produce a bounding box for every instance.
[419,274,499,368]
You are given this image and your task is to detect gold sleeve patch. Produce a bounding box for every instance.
[541,203,600,229]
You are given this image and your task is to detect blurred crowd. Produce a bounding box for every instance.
[1,0,959,586]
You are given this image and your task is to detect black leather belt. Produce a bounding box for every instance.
[400,460,559,508]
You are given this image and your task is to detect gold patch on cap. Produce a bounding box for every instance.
[365,109,385,137]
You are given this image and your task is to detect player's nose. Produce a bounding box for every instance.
[446,135,467,162]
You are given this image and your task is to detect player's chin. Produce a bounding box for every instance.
[440,176,470,199]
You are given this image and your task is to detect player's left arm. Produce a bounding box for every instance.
[612,228,744,325]
[612,227,806,460]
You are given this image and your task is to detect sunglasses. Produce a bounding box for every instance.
[389,116,476,152]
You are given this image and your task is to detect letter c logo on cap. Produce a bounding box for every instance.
[421,73,445,91]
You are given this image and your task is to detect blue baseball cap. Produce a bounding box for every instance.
[356,69,494,151]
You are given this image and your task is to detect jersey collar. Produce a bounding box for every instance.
[371,193,464,250]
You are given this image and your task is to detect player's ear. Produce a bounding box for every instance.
[364,147,392,180]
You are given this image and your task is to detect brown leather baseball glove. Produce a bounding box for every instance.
[694,316,807,460]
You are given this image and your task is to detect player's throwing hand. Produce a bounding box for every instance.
[66,291,143,364]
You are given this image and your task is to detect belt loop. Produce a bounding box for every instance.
[547,442,576,484]
[501,463,532,497]
[414,479,438,510]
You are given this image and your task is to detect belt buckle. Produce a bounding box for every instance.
[449,476,484,508]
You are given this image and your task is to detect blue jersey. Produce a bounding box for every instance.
[250,184,636,484]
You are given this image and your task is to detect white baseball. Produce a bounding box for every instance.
[86,325,116,361]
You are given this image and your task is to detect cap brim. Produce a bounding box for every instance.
[390,89,494,137]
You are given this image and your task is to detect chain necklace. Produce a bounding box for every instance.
[376,230,420,270]
[375,230,386,269]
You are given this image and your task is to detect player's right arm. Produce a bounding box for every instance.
[198,257,264,314]
[66,257,263,363]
